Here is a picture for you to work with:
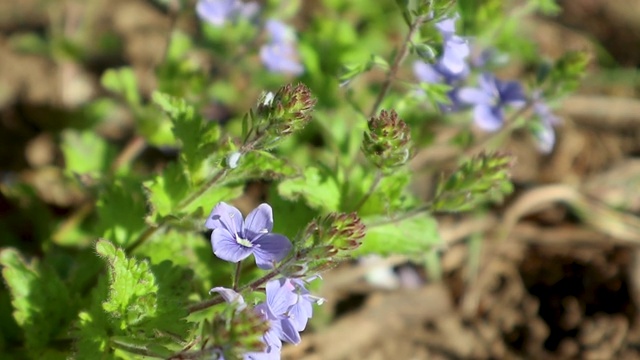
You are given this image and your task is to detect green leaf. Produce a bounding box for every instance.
[60,130,116,175]
[101,67,140,105]
[152,91,221,184]
[144,163,243,224]
[96,179,147,247]
[92,240,192,356]
[228,150,298,182]
[355,214,441,256]
[0,249,74,355]
[278,166,340,212]
[96,240,158,325]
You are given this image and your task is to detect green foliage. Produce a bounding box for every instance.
[61,130,117,176]
[84,240,192,358]
[96,179,148,247]
[0,249,74,358]
[356,214,441,256]
[432,153,515,212]
[278,166,341,212]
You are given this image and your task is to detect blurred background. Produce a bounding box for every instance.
[1,0,640,359]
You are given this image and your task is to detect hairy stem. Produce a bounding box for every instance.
[187,268,279,314]
[369,13,430,118]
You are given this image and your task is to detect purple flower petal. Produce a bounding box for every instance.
[265,19,294,43]
[209,287,246,311]
[473,104,504,131]
[458,87,492,105]
[536,121,556,153]
[206,202,244,234]
[441,36,469,74]
[413,61,441,83]
[265,279,297,316]
[260,42,304,75]
[196,0,236,27]
[212,229,253,263]
[498,81,526,106]
[289,297,313,331]
[245,203,274,235]
[279,317,301,344]
[252,234,292,270]
[435,16,458,38]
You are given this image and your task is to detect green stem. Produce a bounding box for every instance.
[353,170,383,212]
[232,262,242,291]
[187,268,279,314]
[369,13,430,118]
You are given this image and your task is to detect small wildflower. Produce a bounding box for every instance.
[260,20,304,75]
[459,73,526,131]
[206,202,292,269]
[435,15,470,74]
[531,93,560,153]
[210,287,246,311]
[413,60,467,111]
[196,0,259,27]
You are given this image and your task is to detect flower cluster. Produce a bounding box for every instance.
[196,1,304,75]
[413,12,560,152]
[413,14,470,111]
[206,202,327,359]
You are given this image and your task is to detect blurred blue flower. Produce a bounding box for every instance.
[413,60,468,112]
[196,0,258,27]
[260,20,304,75]
[434,15,469,74]
[459,73,526,131]
[532,93,560,153]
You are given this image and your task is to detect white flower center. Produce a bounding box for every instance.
[235,233,253,248]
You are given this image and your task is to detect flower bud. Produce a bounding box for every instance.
[433,152,514,212]
[284,212,366,276]
[362,110,411,171]
[257,83,316,137]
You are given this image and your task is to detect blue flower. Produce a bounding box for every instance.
[260,20,304,75]
[196,0,258,27]
[413,60,467,112]
[459,73,526,131]
[434,15,470,74]
[531,93,560,153]
[205,202,292,270]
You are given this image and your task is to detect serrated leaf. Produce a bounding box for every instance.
[355,214,441,256]
[144,163,243,224]
[0,249,74,354]
[101,67,140,105]
[78,242,193,358]
[96,179,147,247]
[278,166,340,212]
[152,91,220,184]
[96,240,158,326]
[228,150,298,182]
[61,130,116,175]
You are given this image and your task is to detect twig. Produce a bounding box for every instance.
[187,269,279,314]
[369,13,430,118]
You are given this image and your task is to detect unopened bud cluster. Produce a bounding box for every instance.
[285,212,366,275]
[433,152,514,212]
[257,83,316,138]
[362,110,412,171]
